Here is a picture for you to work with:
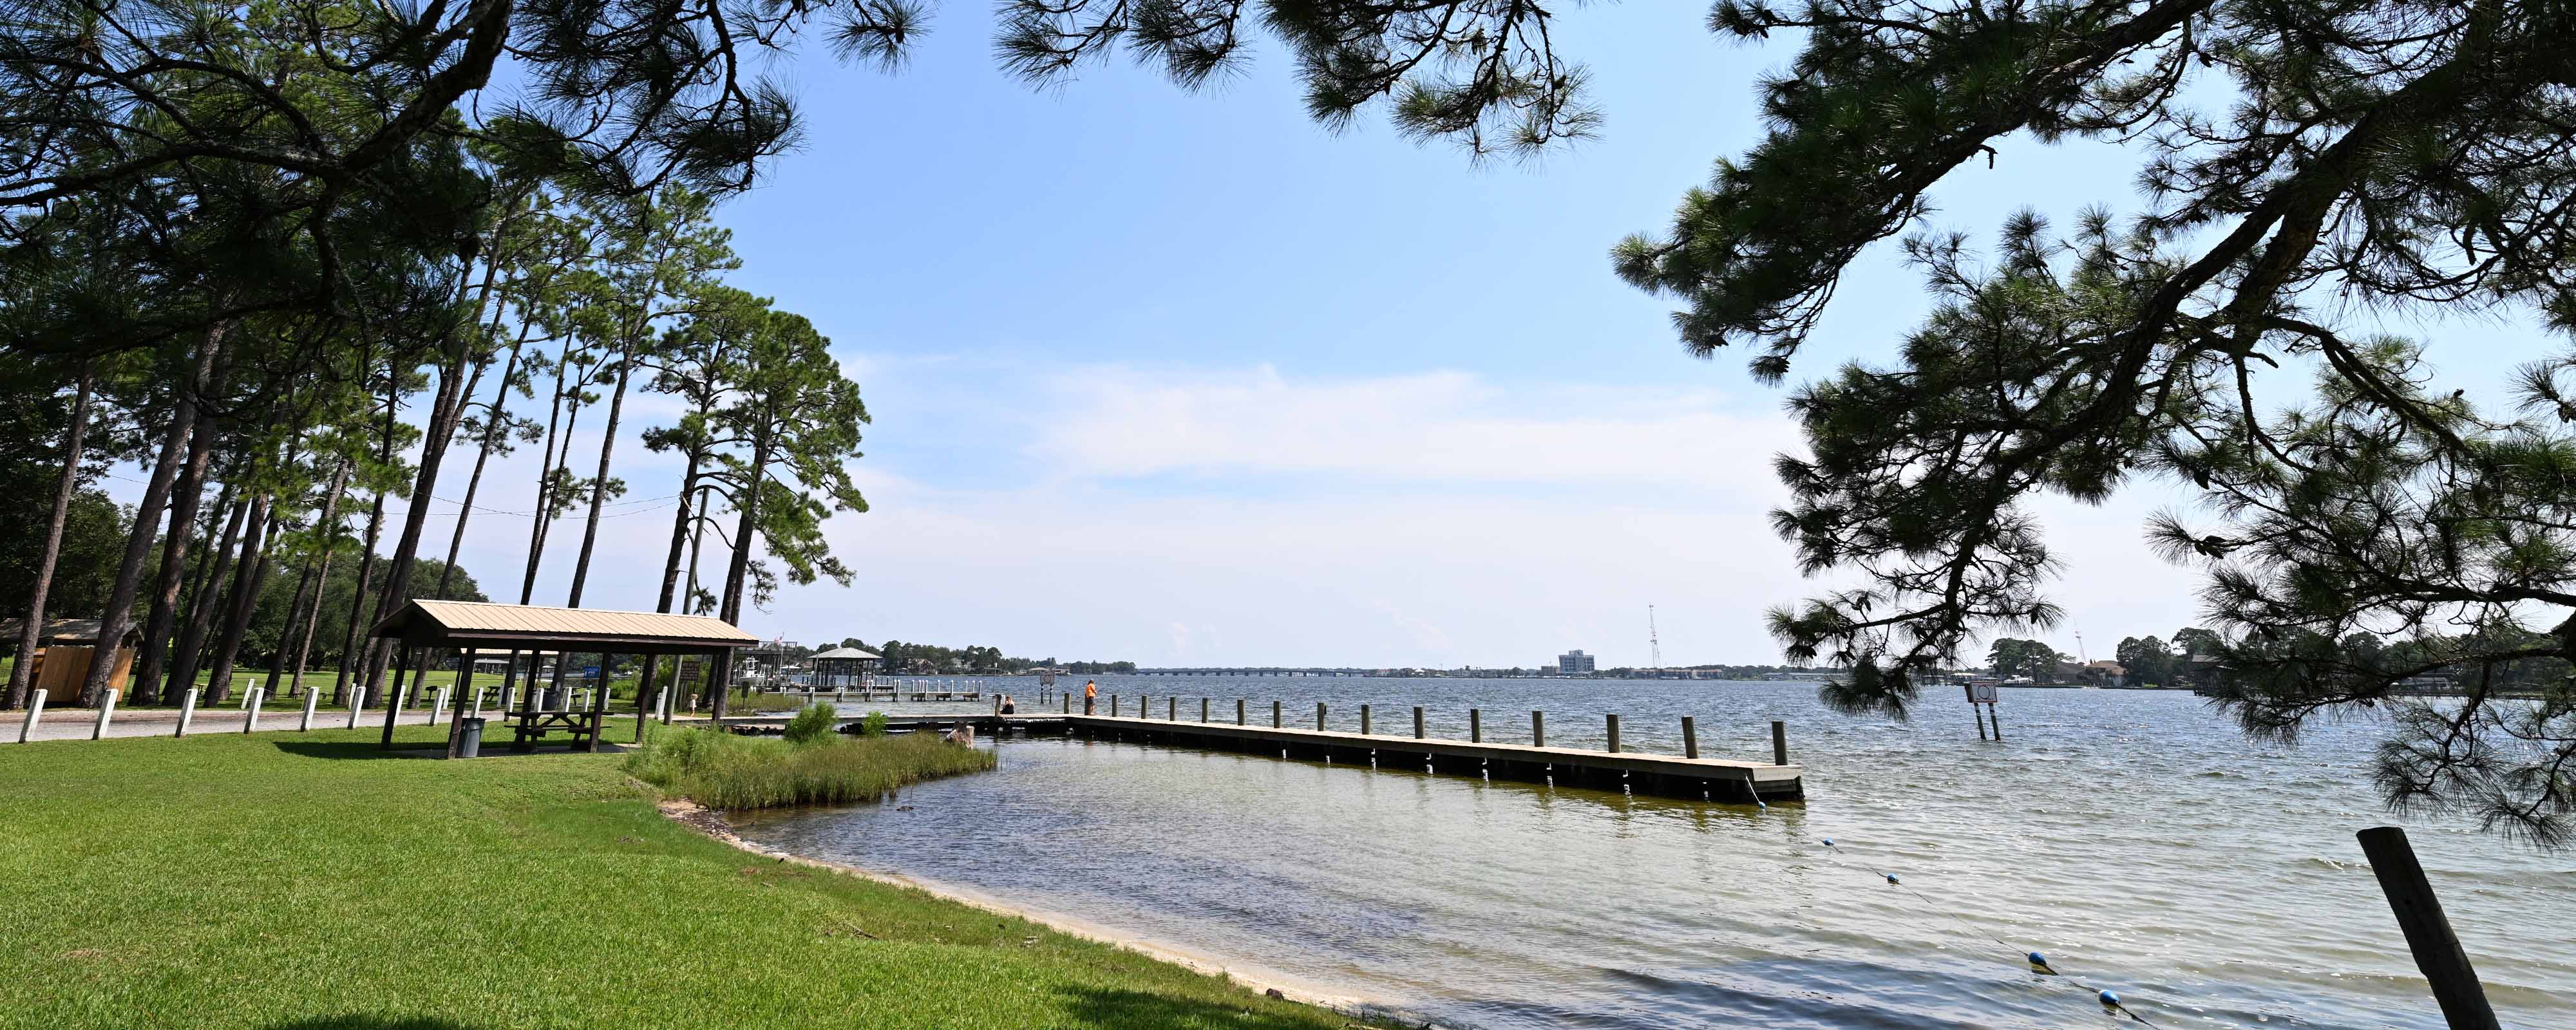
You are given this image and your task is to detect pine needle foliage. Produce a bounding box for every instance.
[1609,1,2576,847]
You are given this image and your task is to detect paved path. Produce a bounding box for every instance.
[6,706,450,744]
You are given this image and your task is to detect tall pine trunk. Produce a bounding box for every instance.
[519,337,578,604]
[334,389,397,706]
[361,329,479,700]
[6,365,95,709]
[281,459,353,697]
[709,437,770,722]
[82,327,227,705]
[437,337,525,598]
[204,494,277,704]
[129,412,222,705]
[167,487,249,702]
[565,346,636,608]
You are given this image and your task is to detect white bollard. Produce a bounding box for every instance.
[243,688,265,733]
[346,687,367,729]
[91,688,119,740]
[431,686,450,728]
[176,688,201,737]
[470,686,486,719]
[17,688,45,743]
[299,688,319,731]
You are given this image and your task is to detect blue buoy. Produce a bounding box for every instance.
[2028,951,2046,966]
[1821,838,1835,847]
[2099,989,2120,1007]
[1885,873,1900,885]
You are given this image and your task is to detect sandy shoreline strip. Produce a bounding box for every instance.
[657,797,1443,1027]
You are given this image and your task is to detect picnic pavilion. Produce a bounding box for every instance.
[368,599,757,756]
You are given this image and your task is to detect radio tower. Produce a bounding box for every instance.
[1648,604,1665,670]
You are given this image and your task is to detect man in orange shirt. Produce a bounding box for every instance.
[1083,679,1097,715]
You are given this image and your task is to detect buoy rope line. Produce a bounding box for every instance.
[1812,836,2159,1026]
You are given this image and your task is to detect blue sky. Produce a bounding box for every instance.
[122,6,2564,668]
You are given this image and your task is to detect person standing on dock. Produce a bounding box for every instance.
[1083,680,1097,715]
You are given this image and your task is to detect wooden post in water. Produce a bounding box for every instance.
[1236,698,1245,725]
[1681,716,1698,759]
[1967,684,1989,740]
[1470,708,1482,742]
[1772,721,1789,765]
[1273,700,1282,728]
[1112,694,1119,717]
[1606,713,1621,753]
[1315,702,1325,731]
[1201,697,1209,723]
[1987,706,2003,740]
[2357,826,2501,1030]
[1412,706,1425,739]
[1360,704,1372,735]
[1531,710,1545,747]
[1063,693,1071,714]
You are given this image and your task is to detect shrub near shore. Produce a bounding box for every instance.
[626,720,996,809]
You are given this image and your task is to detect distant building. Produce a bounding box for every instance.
[1557,650,1596,675]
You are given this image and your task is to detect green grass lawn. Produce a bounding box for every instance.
[0,725,1380,1029]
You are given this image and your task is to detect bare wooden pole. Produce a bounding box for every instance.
[2357,827,2501,1030]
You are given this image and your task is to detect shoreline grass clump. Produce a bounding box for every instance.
[625,724,996,809]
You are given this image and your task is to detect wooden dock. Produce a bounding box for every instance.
[708,709,1804,803]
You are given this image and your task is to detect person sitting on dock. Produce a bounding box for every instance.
[999,695,1017,715]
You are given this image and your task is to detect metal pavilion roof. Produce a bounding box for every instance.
[369,599,758,653]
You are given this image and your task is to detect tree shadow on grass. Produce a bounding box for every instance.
[262,1017,487,1030]
[1050,984,1410,1030]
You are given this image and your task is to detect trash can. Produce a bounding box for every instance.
[455,716,487,758]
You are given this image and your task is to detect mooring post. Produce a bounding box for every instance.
[300,687,321,731]
[1682,716,1698,759]
[243,689,267,733]
[1531,710,1546,747]
[2358,826,2501,1030]
[1413,706,1425,739]
[1606,713,1621,753]
[1361,704,1372,735]
[1273,700,1282,728]
[1236,698,1245,725]
[1316,702,1326,731]
[91,688,119,740]
[1112,694,1120,717]
[1772,721,1788,765]
[19,688,46,743]
[1988,706,2004,740]
[1470,708,1482,742]
[1063,693,1071,714]
[1201,697,1209,722]
[1168,696,1177,721]
[176,688,201,738]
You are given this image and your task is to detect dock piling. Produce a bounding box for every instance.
[1413,706,1425,739]
[1607,713,1620,753]
[1236,698,1245,726]
[1315,702,1325,731]
[1168,697,1177,721]
[1470,708,1482,742]
[2358,826,2501,1030]
[1201,697,1209,723]
[1531,710,1546,747]
[1361,704,1372,735]
[1273,700,1282,728]
[1682,716,1698,759]
[1772,721,1789,765]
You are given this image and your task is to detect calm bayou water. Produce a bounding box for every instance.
[732,679,2571,1029]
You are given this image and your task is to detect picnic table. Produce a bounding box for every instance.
[507,708,605,752]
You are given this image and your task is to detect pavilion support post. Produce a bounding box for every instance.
[586,652,611,753]
[445,647,477,758]
[637,653,656,744]
[379,644,413,749]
